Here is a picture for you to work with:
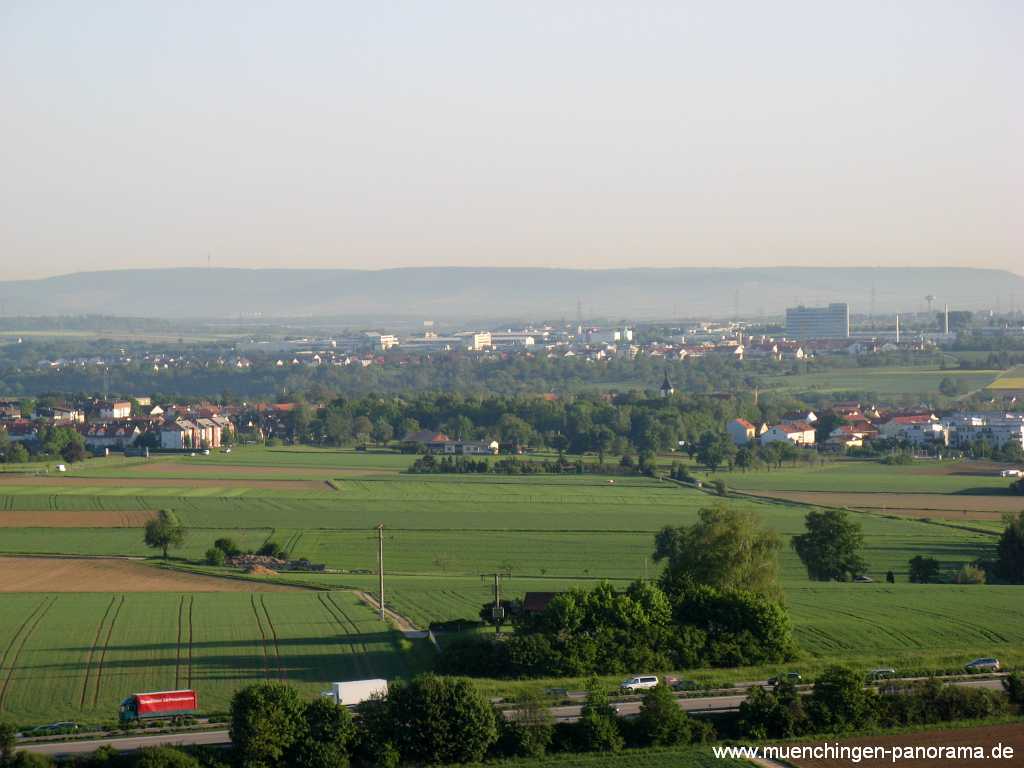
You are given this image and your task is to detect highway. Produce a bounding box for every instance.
[18,676,1008,758]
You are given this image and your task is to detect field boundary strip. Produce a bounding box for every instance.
[317,593,370,678]
[0,595,57,708]
[92,594,125,706]
[80,595,118,708]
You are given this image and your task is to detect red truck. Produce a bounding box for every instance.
[119,690,198,722]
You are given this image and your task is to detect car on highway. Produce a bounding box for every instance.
[868,667,896,680]
[965,657,1000,672]
[767,672,802,686]
[26,722,80,736]
[620,675,659,692]
[671,679,700,692]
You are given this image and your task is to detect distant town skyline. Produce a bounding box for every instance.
[2,1,1021,280]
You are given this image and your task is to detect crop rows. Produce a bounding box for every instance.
[0,592,430,723]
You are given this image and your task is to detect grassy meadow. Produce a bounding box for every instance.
[758,366,1000,396]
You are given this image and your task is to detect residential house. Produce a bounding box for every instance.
[96,400,132,420]
[760,421,816,446]
[3,420,38,443]
[943,413,1024,450]
[159,419,200,450]
[80,422,142,450]
[0,401,22,420]
[727,418,757,445]
[34,405,85,423]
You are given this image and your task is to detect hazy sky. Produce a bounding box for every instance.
[1,1,1021,280]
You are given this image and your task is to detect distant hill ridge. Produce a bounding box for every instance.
[0,266,1021,320]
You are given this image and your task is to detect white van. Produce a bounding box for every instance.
[620,675,659,692]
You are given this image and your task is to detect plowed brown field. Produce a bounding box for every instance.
[0,557,304,592]
[747,490,1023,519]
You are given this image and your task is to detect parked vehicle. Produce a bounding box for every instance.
[620,675,659,692]
[854,575,873,583]
[119,690,198,722]
[321,678,389,707]
[868,667,896,680]
[965,657,1000,672]
[767,672,802,686]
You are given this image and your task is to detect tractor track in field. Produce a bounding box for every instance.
[249,594,272,678]
[0,595,57,708]
[92,594,125,706]
[259,596,286,680]
[186,595,194,688]
[81,595,118,708]
[318,594,369,677]
[175,596,186,690]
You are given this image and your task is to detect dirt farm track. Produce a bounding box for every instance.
[0,557,303,592]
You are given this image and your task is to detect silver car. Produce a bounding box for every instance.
[965,657,1000,672]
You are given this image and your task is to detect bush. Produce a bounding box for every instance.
[953,564,986,584]
[495,691,554,758]
[229,683,306,768]
[738,680,808,739]
[135,747,201,768]
[8,754,53,768]
[1003,672,1024,705]
[204,548,225,566]
[807,666,876,733]
[573,683,624,753]
[361,675,498,765]
[213,538,241,558]
[636,684,692,746]
[0,720,15,763]
[257,542,284,558]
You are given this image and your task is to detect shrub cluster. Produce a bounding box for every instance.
[438,579,794,678]
[738,666,1008,739]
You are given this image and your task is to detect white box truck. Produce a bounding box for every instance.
[321,678,389,707]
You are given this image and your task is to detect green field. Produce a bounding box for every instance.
[760,366,1000,396]
[0,591,429,723]
[987,365,1024,390]
[1,447,1021,726]
[709,459,1014,494]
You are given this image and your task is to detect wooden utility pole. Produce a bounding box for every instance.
[376,523,385,621]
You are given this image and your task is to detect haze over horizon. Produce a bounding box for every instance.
[2,1,1021,281]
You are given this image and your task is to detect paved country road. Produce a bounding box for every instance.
[19,677,1008,757]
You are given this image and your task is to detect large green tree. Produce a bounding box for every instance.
[791,508,867,581]
[636,684,693,746]
[230,683,306,768]
[994,511,1024,583]
[143,509,186,559]
[363,675,498,765]
[654,505,781,598]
